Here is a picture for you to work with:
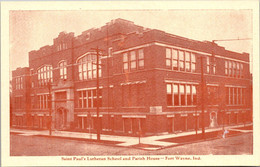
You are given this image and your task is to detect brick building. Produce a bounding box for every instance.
[11,18,252,135]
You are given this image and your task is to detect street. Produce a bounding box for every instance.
[10,132,252,156]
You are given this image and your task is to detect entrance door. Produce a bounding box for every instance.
[56,107,67,130]
[210,112,218,127]
[123,118,133,134]
[167,118,174,133]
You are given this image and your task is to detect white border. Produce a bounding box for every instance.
[1,1,259,166]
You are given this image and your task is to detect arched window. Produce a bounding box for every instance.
[59,61,67,80]
[37,65,53,86]
[77,53,101,81]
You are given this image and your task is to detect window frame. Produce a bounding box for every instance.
[78,89,102,108]
[59,60,67,80]
[166,48,196,72]
[206,56,210,73]
[123,49,144,72]
[77,53,101,81]
[185,51,191,72]
[167,83,198,107]
[179,50,185,71]
[138,49,144,69]
[37,65,53,86]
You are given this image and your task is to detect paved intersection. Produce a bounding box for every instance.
[10,124,252,150]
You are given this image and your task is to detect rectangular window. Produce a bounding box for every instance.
[241,63,244,78]
[238,88,241,104]
[59,61,67,79]
[123,49,144,71]
[179,51,185,71]
[98,68,102,78]
[123,53,128,71]
[43,95,45,109]
[225,61,228,75]
[18,78,20,89]
[230,87,233,105]
[82,63,87,80]
[138,49,144,69]
[167,83,198,106]
[240,88,243,105]
[206,57,210,73]
[78,91,83,108]
[233,62,236,77]
[88,90,92,108]
[15,77,23,90]
[212,57,216,74]
[242,88,246,104]
[31,96,35,108]
[191,53,196,72]
[226,87,229,105]
[229,61,232,76]
[180,84,185,105]
[234,88,237,105]
[130,51,136,70]
[78,64,82,80]
[167,84,173,106]
[20,77,23,89]
[237,63,240,78]
[50,67,53,82]
[93,90,97,108]
[192,85,197,105]
[45,95,48,108]
[186,85,191,105]
[173,84,179,106]
[166,48,196,73]
[92,63,97,79]
[88,70,92,79]
[82,91,86,108]
[87,62,92,79]
[123,63,128,71]
[166,48,172,68]
[60,67,63,79]
[185,52,191,72]
[77,89,102,108]
[37,94,49,109]
[172,49,178,70]
[37,65,53,86]
[38,70,40,80]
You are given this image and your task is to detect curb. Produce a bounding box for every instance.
[10,132,131,149]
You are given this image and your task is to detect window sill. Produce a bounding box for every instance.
[121,106,146,109]
[75,107,113,109]
[166,105,197,108]
[226,104,245,107]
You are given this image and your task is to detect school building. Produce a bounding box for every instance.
[11,18,253,135]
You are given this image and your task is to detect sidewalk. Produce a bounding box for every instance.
[10,123,253,151]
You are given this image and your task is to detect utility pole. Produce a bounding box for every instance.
[106,23,111,131]
[48,81,52,136]
[200,56,205,138]
[195,107,198,135]
[96,47,101,142]
[91,46,104,142]
[222,109,225,130]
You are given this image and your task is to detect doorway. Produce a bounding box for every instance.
[56,107,67,130]
[210,111,218,127]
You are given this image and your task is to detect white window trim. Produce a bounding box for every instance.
[114,42,249,64]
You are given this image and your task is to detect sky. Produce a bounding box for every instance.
[9,10,253,72]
